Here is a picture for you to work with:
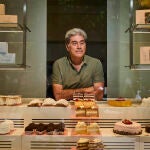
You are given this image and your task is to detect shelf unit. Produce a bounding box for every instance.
[0,100,150,150]
[0,0,30,70]
[128,0,150,70]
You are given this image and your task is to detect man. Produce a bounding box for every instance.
[52,28,104,100]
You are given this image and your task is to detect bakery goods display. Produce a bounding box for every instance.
[107,98,132,107]
[0,95,22,106]
[87,123,100,135]
[113,119,142,135]
[145,124,150,133]
[0,120,14,134]
[141,97,150,106]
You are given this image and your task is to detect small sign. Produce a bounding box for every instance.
[0,42,8,54]
[136,9,150,24]
[0,53,15,64]
[140,46,150,64]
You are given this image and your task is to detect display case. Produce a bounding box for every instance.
[128,0,150,70]
[0,99,150,150]
[0,0,30,70]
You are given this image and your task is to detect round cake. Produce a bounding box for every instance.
[0,120,14,134]
[113,119,142,135]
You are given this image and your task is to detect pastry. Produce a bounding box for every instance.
[113,119,142,135]
[75,122,87,134]
[145,124,150,133]
[87,123,100,135]
[42,98,56,106]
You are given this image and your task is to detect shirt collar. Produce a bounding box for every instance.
[67,55,87,66]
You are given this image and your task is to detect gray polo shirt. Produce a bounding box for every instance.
[52,55,104,89]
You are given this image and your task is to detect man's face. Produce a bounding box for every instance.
[66,34,86,59]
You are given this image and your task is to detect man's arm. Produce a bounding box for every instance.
[52,82,104,101]
[93,82,104,101]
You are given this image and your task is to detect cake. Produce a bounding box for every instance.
[87,123,100,135]
[76,106,86,117]
[88,138,104,150]
[75,122,87,134]
[27,99,43,107]
[0,120,14,134]
[0,96,5,105]
[25,123,37,134]
[55,99,69,107]
[113,119,142,135]
[73,92,84,101]
[76,138,89,150]
[42,98,56,106]
[5,120,14,131]
[35,123,47,135]
[84,93,95,100]
[107,98,132,107]
[54,122,65,135]
[145,124,150,133]
[46,123,54,135]
[75,100,96,108]
[141,97,150,106]
[86,106,99,117]
[0,95,22,106]
[0,121,10,134]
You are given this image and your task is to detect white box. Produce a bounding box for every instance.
[140,46,150,64]
[0,4,5,15]
[136,9,150,24]
[0,42,8,54]
[0,53,15,64]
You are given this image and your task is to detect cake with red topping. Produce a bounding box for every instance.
[107,97,132,107]
[113,119,142,135]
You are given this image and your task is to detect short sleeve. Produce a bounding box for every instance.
[93,59,104,83]
[51,61,63,85]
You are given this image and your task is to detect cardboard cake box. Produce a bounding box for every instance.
[0,4,5,15]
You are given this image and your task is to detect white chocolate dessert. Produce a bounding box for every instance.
[27,99,43,107]
[42,98,56,106]
[75,121,87,134]
[113,119,142,135]
[141,97,150,106]
[55,99,69,107]
[0,120,14,134]
[87,122,100,135]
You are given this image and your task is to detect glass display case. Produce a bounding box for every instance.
[0,0,30,70]
[128,0,150,70]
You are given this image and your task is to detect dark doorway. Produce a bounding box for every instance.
[47,0,107,98]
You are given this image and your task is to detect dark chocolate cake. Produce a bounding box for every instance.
[145,124,150,133]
